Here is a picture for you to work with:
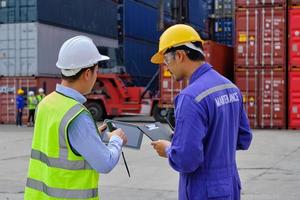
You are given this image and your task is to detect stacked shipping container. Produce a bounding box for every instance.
[288,3,300,129]
[234,0,287,128]
[210,0,234,46]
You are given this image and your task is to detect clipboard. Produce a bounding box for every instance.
[138,122,173,141]
[102,119,144,149]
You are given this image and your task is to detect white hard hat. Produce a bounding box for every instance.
[28,91,34,96]
[56,35,110,76]
[38,88,44,93]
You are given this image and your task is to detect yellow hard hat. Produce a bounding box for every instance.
[151,24,204,64]
[17,88,24,95]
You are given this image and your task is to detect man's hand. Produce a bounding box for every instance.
[98,123,107,134]
[151,140,171,158]
[108,128,128,146]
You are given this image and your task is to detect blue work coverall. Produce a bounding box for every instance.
[166,63,252,200]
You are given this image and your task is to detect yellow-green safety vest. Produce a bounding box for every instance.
[36,94,45,102]
[28,96,38,110]
[24,91,99,200]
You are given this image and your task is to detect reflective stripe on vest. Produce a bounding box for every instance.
[26,178,98,199]
[194,83,238,103]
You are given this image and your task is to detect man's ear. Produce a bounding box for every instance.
[175,50,185,63]
[82,69,91,81]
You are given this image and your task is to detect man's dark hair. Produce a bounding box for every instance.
[61,64,97,82]
[165,41,205,61]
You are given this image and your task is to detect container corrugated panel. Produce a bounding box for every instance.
[0,76,60,124]
[203,41,234,81]
[235,7,286,69]
[258,69,286,128]
[134,0,172,15]
[0,22,118,76]
[289,8,300,70]
[236,0,286,8]
[235,69,259,128]
[37,0,117,38]
[123,37,158,86]
[289,71,300,129]
[235,68,286,129]
[159,41,234,108]
[213,18,234,46]
[0,23,38,76]
[260,6,286,68]
[189,0,210,33]
[235,8,260,68]
[213,0,233,17]
[123,0,161,43]
[0,0,37,23]
[37,23,118,76]
[290,0,300,6]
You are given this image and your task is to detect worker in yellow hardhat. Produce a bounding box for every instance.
[16,88,25,127]
[24,36,127,200]
[150,24,252,200]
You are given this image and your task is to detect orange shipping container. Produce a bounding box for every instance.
[0,76,60,124]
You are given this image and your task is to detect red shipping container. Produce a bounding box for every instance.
[236,0,286,8]
[235,8,260,68]
[235,68,286,129]
[289,0,300,6]
[258,69,286,128]
[235,69,259,128]
[203,41,234,81]
[235,7,286,69]
[159,41,234,108]
[261,7,286,68]
[289,8,300,70]
[289,71,300,129]
[0,76,60,124]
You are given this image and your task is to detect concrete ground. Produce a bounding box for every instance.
[0,119,300,200]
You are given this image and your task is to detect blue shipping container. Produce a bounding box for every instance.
[123,37,158,86]
[124,0,162,43]
[134,0,172,15]
[37,0,117,38]
[188,0,210,33]
[213,18,234,46]
[0,0,37,23]
[213,0,233,17]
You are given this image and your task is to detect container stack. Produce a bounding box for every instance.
[234,0,287,128]
[0,0,119,124]
[288,0,300,129]
[210,0,235,46]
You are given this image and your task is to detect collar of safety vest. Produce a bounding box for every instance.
[189,62,212,85]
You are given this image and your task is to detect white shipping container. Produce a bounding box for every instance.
[0,22,118,76]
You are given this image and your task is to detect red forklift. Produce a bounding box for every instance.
[84,71,163,121]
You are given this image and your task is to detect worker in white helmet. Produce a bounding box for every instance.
[36,88,45,103]
[27,90,37,127]
[24,35,127,200]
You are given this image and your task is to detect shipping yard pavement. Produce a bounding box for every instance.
[0,118,300,200]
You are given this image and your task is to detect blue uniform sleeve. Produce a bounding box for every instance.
[68,112,123,173]
[167,94,207,173]
[237,95,252,150]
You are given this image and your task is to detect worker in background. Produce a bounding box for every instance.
[24,35,127,200]
[36,88,45,103]
[150,24,252,200]
[16,88,25,127]
[27,91,37,127]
